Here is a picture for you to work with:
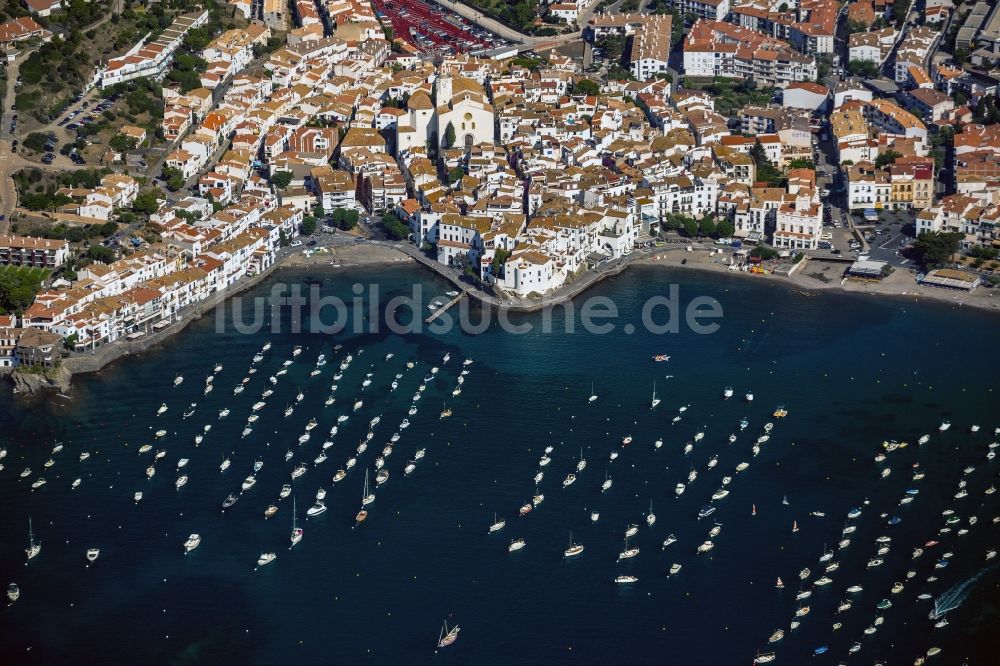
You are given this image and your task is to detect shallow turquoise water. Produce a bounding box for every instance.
[1,265,999,665]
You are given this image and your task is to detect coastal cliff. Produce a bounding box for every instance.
[8,364,73,396]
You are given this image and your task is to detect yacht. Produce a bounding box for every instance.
[576,449,587,472]
[564,532,584,558]
[651,382,661,409]
[489,514,506,533]
[625,524,639,538]
[184,534,201,554]
[256,553,276,567]
[602,471,613,492]
[618,537,639,560]
[25,518,41,562]
[646,501,656,527]
[437,620,460,649]
[306,501,327,517]
[588,382,597,403]
[615,575,638,584]
[86,548,100,563]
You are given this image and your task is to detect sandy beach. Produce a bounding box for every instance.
[637,249,1000,315]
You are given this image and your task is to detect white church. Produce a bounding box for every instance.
[396,74,495,153]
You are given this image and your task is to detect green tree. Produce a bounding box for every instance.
[330,208,360,230]
[271,171,293,189]
[874,150,902,169]
[442,122,456,150]
[575,79,600,96]
[109,135,138,153]
[447,166,464,184]
[300,217,317,236]
[683,218,698,237]
[86,245,116,264]
[698,217,717,237]
[716,220,735,239]
[911,231,962,269]
[491,247,511,276]
[23,133,49,152]
[132,191,159,215]
[380,212,410,240]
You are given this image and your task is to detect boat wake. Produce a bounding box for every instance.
[930,567,995,619]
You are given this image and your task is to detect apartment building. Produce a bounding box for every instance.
[683,20,817,86]
[0,235,69,268]
[98,11,210,88]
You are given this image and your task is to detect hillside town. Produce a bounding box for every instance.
[1,0,1000,363]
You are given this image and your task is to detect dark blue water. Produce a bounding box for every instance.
[2,265,999,665]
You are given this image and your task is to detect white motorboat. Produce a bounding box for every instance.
[242,475,257,491]
[157,403,168,415]
[220,458,231,472]
[745,392,754,402]
[176,475,188,490]
[256,552,276,567]
[723,387,734,399]
[134,491,143,502]
[86,548,100,563]
[939,421,951,432]
[508,538,526,552]
[563,473,576,488]
[675,483,685,495]
[184,534,201,553]
[306,501,327,517]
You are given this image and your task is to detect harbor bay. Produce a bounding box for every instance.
[1,265,999,665]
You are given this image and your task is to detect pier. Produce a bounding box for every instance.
[425,291,466,323]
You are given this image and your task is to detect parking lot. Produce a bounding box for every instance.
[372,0,509,53]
